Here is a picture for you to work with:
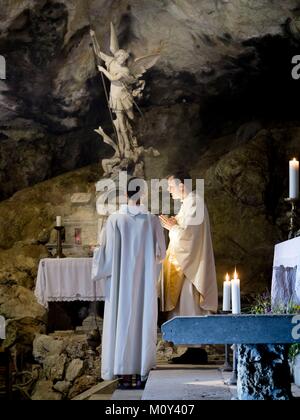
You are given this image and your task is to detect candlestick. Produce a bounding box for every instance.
[224,344,238,386]
[289,158,299,199]
[222,273,231,312]
[284,198,300,239]
[231,269,241,315]
[54,226,66,258]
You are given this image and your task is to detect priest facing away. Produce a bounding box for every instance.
[96,177,166,389]
[159,170,218,364]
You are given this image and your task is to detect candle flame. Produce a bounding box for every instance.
[234,268,238,280]
[225,273,230,282]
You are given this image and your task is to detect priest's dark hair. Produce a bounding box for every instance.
[127,177,146,203]
[166,169,192,185]
[166,168,191,183]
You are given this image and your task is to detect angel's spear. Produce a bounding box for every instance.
[89,29,120,153]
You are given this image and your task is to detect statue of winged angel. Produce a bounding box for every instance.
[90,23,160,176]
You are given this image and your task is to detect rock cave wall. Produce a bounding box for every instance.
[1,0,300,394]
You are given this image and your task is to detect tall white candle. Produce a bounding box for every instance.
[223,273,231,312]
[56,216,62,227]
[231,269,241,315]
[289,158,299,199]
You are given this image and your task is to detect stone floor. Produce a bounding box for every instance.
[76,340,300,400]
[142,366,235,400]
[89,366,300,401]
[89,366,233,401]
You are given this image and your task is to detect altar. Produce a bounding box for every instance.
[35,258,105,309]
[271,236,300,308]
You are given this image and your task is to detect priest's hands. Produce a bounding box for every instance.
[159,215,178,231]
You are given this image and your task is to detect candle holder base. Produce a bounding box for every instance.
[284,198,300,240]
[221,361,233,373]
[53,253,66,259]
[225,371,237,386]
[224,344,237,386]
[54,226,66,259]
[219,313,233,372]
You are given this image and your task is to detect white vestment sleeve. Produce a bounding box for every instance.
[97,216,115,279]
[154,216,166,263]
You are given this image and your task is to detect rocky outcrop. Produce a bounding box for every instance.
[237,344,292,400]
[1,1,299,199]
[0,165,99,357]
[1,1,300,399]
[31,380,63,401]
[31,332,100,400]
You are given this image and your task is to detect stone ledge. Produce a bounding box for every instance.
[72,380,118,400]
[162,315,300,345]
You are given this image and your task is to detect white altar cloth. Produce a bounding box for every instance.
[35,258,105,308]
[271,237,300,307]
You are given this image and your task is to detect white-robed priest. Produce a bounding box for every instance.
[96,177,166,389]
[159,170,218,363]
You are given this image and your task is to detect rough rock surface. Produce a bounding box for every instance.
[53,380,71,395]
[1,1,300,398]
[237,344,292,400]
[68,375,98,400]
[0,165,99,356]
[31,332,100,400]
[65,359,84,382]
[1,0,300,199]
[31,380,63,401]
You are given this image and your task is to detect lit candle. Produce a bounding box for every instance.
[289,158,299,199]
[56,216,62,227]
[231,269,241,315]
[222,273,231,312]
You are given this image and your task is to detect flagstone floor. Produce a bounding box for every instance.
[83,339,300,400]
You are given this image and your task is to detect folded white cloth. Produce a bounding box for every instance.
[35,258,105,308]
[272,237,300,307]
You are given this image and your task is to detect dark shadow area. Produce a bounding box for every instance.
[47,301,104,333]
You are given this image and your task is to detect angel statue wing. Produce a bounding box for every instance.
[129,53,161,78]
[90,29,114,65]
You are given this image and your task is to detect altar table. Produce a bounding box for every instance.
[35,258,105,309]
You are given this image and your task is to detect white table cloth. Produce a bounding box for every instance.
[271,237,300,307]
[35,258,105,308]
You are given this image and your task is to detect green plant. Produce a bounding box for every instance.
[289,344,300,363]
[250,291,272,314]
[249,291,300,315]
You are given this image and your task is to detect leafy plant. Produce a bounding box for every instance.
[249,290,300,315]
[248,292,300,365]
[289,343,300,363]
[250,291,272,314]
